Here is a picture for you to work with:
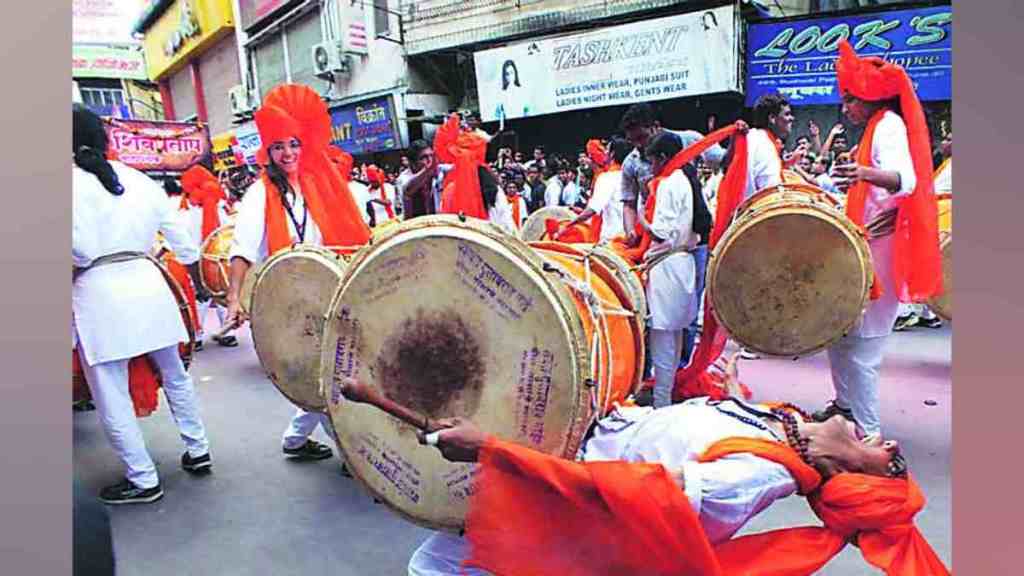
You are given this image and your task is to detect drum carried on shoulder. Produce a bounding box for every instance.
[317,216,646,531]
[708,180,873,357]
[519,206,577,242]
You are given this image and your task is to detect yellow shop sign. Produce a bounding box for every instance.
[141,0,235,81]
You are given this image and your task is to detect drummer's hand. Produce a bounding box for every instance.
[625,231,642,248]
[225,297,249,327]
[734,120,750,134]
[418,417,489,463]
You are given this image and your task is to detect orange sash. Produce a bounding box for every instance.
[464,434,950,576]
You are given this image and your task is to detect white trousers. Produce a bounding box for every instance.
[409,532,488,576]
[826,333,889,437]
[650,328,684,409]
[197,300,233,338]
[281,408,337,450]
[82,345,210,489]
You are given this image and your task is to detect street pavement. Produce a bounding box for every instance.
[73,311,952,575]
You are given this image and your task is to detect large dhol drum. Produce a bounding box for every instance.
[320,216,644,531]
[520,206,576,242]
[250,245,352,412]
[708,182,872,357]
[199,224,235,305]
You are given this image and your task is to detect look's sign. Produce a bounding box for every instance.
[745,5,952,106]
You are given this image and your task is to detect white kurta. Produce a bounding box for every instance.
[934,159,952,195]
[646,170,699,331]
[366,182,399,225]
[73,162,199,365]
[852,110,916,338]
[408,398,799,575]
[589,169,625,242]
[488,190,527,235]
[744,128,783,201]
[228,178,324,265]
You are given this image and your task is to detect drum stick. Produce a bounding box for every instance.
[211,318,243,340]
[339,379,433,432]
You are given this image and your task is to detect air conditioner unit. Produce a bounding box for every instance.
[312,41,351,79]
[229,85,254,115]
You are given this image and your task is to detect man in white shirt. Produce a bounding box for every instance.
[743,93,797,201]
[558,137,631,243]
[813,40,941,438]
[363,165,398,228]
[619,103,727,248]
[396,140,453,219]
[640,132,701,408]
[544,160,579,207]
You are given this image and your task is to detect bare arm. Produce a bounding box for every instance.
[225,256,251,325]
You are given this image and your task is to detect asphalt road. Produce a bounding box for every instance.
[73,315,951,575]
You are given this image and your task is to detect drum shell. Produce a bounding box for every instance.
[520,206,577,242]
[199,224,235,306]
[707,184,871,357]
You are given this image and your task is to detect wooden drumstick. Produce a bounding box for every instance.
[211,317,242,340]
[339,378,433,432]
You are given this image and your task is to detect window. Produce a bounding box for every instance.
[374,0,390,37]
[80,87,126,111]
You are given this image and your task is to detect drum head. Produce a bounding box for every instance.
[928,233,952,321]
[321,216,591,531]
[200,224,235,300]
[520,206,577,242]
[251,246,348,412]
[710,201,871,357]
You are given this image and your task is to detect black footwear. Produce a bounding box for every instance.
[99,479,163,505]
[72,400,96,412]
[194,340,205,351]
[283,439,333,461]
[893,314,919,332]
[213,335,239,347]
[811,401,856,424]
[917,316,943,329]
[181,452,213,473]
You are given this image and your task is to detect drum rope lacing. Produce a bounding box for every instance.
[541,248,633,422]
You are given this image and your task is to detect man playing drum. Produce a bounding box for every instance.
[639,132,702,409]
[812,41,943,437]
[225,84,371,462]
[404,354,947,575]
[742,93,798,201]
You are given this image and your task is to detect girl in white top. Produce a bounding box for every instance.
[72,104,211,504]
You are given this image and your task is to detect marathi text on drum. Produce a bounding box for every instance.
[455,242,534,321]
[355,433,423,504]
[516,348,554,445]
[331,307,363,388]
[365,249,429,304]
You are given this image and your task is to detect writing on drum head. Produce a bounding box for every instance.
[356,432,422,504]
[516,348,554,446]
[455,242,534,321]
[443,464,479,504]
[331,306,363,400]
[365,248,428,304]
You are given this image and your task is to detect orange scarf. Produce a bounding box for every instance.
[844,108,887,300]
[836,39,942,302]
[508,193,523,230]
[465,434,949,576]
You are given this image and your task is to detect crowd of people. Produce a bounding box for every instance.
[72,38,950,576]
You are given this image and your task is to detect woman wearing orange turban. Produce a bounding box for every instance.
[812,41,942,438]
[224,83,371,463]
[405,355,948,576]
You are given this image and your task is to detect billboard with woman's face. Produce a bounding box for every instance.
[473,5,739,123]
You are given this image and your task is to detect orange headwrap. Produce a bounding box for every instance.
[326,145,354,181]
[465,434,949,576]
[254,84,370,255]
[365,164,394,220]
[836,40,942,302]
[181,165,226,241]
[435,114,489,219]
